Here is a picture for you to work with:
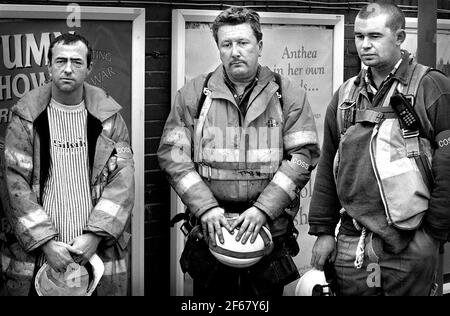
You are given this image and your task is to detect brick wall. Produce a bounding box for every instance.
[1,0,447,296]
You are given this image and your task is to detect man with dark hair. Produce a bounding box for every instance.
[309,1,450,295]
[47,33,93,67]
[0,33,135,296]
[158,6,320,296]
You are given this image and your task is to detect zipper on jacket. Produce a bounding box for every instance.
[369,124,393,226]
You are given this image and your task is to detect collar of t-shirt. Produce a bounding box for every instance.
[50,98,86,112]
[364,56,403,103]
[223,65,260,116]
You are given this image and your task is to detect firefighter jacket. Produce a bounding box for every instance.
[309,52,450,253]
[158,65,320,237]
[0,82,135,296]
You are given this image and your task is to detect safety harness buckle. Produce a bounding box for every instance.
[374,112,384,124]
[198,163,212,181]
[338,100,356,110]
[203,87,211,96]
[180,221,192,237]
[402,129,419,139]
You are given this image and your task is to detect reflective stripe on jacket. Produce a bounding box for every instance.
[158,65,320,237]
[1,82,135,296]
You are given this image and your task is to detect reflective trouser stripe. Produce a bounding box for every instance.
[272,172,297,200]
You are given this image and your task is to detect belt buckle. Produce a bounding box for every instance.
[374,112,384,124]
[198,163,212,181]
[403,129,419,139]
[338,100,356,110]
[180,222,192,237]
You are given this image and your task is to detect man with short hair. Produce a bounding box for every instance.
[158,7,320,296]
[1,33,135,296]
[309,1,450,296]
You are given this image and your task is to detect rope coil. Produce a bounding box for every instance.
[353,218,366,269]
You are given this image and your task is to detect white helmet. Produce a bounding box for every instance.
[295,268,334,296]
[35,254,104,296]
[209,225,273,268]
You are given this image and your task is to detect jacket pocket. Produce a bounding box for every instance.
[248,245,299,289]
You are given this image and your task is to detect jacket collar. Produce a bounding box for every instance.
[208,64,276,99]
[354,50,414,89]
[12,82,122,123]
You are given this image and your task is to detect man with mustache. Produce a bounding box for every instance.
[309,1,450,295]
[158,7,319,296]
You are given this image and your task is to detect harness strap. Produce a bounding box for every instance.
[381,80,399,108]
[274,72,283,108]
[416,155,433,192]
[197,164,274,181]
[355,109,397,124]
[194,89,213,163]
[337,77,358,137]
[404,63,429,97]
[195,72,214,119]
[404,64,434,192]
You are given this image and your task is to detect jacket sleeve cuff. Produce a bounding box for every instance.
[253,201,278,220]
[192,202,220,219]
[84,224,121,243]
[28,233,59,252]
[308,224,336,237]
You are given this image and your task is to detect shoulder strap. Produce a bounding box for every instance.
[336,76,359,140]
[273,72,283,109]
[398,63,434,192]
[398,63,431,103]
[195,71,214,119]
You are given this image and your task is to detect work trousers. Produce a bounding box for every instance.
[334,228,440,296]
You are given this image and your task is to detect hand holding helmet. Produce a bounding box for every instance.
[230,206,268,244]
[200,207,232,246]
[35,254,104,296]
[208,212,273,268]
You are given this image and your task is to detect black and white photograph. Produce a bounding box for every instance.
[0,0,449,307]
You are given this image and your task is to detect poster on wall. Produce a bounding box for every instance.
[179,12,343,296]
[403,25,450,76]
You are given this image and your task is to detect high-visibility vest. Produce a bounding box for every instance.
[335,62,434,230]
